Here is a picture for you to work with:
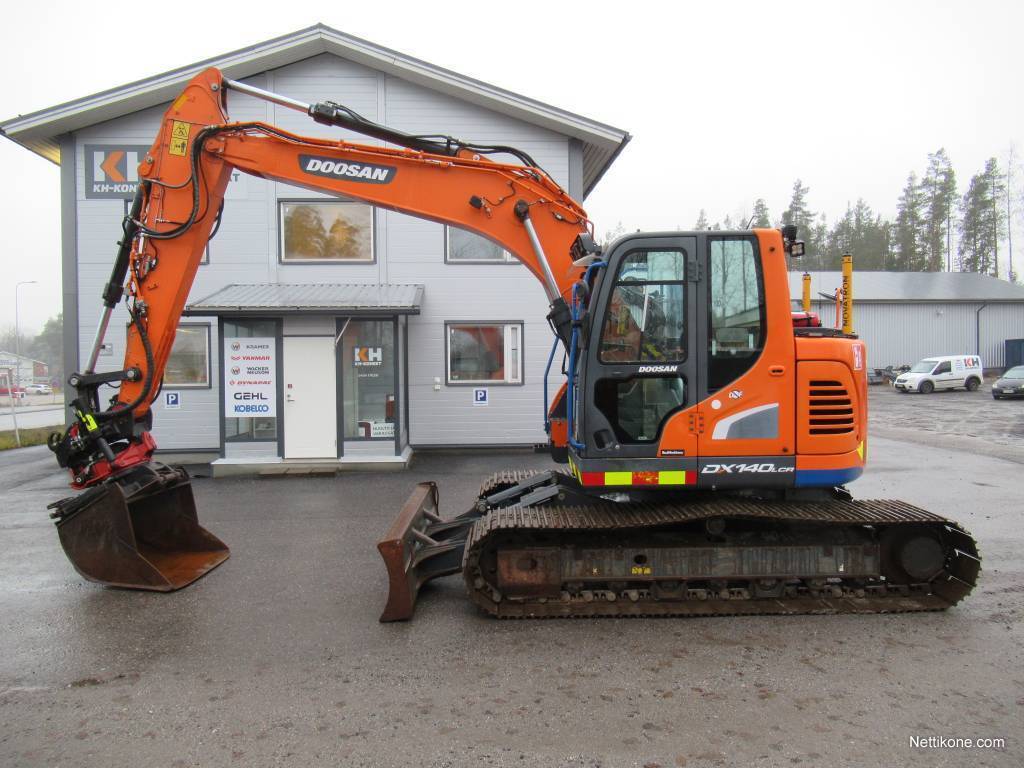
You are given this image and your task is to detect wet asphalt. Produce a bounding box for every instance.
[0,390,1022,767]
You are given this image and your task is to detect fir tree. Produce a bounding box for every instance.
[920,149,957,271]
[694,209,709,230]
[893,173,925,270]
[751,198,771,228]
[958,158,1007,275]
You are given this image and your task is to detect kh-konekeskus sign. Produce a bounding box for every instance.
[224,337,277,417]
[84,145,151,199]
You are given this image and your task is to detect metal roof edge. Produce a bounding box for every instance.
[1,23,629,174]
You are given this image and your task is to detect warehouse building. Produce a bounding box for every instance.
[792,271,1024,369]
[1,25,629,469]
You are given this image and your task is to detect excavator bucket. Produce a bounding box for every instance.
[376,482,478,622]
[48,463,229,591]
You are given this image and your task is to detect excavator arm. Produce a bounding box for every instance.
[47,67,598,591]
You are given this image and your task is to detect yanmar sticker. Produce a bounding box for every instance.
[299,155,397,184]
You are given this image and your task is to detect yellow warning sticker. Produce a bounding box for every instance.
[630,566,652,576]
[169,121,191,156]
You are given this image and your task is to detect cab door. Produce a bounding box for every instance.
[696,234,796,477]
[579,235,699,460]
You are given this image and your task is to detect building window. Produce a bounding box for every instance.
[446,226,515,263]
[165,324,211,387]
[446,322,523,385]
[339,319,397,440]
[223,319,278,442]
[280,200,374,262]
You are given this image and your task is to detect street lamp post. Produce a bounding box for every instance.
[14,280,38,394]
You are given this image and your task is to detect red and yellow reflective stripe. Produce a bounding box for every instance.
[578,470,694,487]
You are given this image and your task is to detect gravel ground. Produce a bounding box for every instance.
[0,390,1021,768]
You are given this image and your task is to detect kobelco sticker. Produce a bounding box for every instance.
[84,145,150,199]
[702,463,794,474]
[299,155,397,184]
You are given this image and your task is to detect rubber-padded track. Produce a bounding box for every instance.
[462,483,981,619]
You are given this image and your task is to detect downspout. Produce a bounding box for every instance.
[975,303,988,361]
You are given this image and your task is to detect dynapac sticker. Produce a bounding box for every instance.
[299,155,397,184]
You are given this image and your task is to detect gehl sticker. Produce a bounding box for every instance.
[702,463,794,474]
[299,155,397,184]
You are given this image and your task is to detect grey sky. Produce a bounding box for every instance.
[1,0,1021,334]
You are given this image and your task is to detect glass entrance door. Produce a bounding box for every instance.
[339,319,397,442]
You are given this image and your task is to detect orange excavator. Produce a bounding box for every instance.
[47,68,980,618]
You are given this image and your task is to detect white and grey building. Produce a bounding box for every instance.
[1,25,629,470]
[792,271,1024,370]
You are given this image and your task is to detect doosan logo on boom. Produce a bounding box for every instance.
[299,155,397,184]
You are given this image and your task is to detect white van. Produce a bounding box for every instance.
[894,355,984,394]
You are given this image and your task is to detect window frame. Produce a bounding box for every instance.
[163,323,212,389]
[444,321,525,386]
[705,234,767,394]
[444,225,517,265]
[278,198,376,264]
[598,248,689,365]
[338,316,400,443]
[221,318,280,444]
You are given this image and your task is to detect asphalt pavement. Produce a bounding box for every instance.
[0,395,1021,767]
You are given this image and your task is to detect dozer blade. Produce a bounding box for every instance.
[48,463,229,591]
[376,482,479,622]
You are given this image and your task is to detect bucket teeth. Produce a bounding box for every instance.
[49,462,229,591]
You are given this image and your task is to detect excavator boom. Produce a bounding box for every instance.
[47,67,595,591]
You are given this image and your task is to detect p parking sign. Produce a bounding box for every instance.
[165,392,181,409]
[473,388,489,406]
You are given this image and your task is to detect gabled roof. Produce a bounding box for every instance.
[0,24,629,198]
[184,283,423,315]
[790,271,1024,303]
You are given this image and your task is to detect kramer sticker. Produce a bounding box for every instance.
[299,155,397,184]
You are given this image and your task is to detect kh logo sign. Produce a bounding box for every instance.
[354,347,383,366]
[85,145,150,199]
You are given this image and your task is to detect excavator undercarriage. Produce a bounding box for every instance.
[378,471,980,621]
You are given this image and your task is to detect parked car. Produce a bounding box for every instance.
[867,368,885,385]
[893,355,984,394]
[25,383,53,395]
[0,386,26,397]
[992,366,1024,399]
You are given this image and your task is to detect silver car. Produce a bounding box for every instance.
[992,366,1024,399]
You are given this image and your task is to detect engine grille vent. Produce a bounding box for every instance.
[807,380,855,434]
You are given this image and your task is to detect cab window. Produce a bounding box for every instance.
[934,361,951,374]
[707,237,765,392]
[599,249,686,364]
